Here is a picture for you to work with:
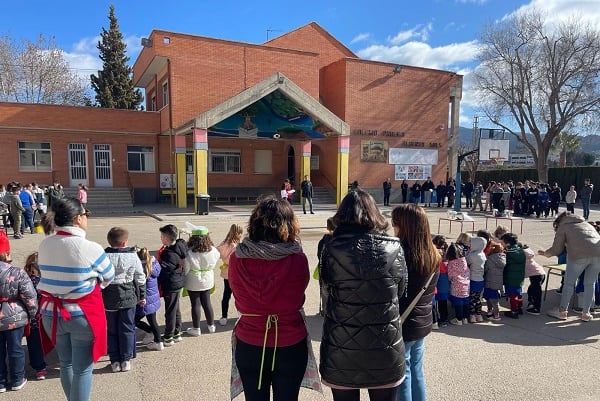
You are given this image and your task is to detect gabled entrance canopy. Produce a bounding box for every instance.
[175,72,349,136]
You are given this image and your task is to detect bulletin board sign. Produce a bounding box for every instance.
[395,165,432,181]
[361,140,389,163]
[389,148,438,165]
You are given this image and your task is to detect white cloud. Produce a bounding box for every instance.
[511,0,600,30]
[350,33,370,44]
[357,40,479,71]
[388,23,433,45]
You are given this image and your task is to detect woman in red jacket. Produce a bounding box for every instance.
[229,195,309,401]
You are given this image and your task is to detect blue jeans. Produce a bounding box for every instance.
[560,257,600,313]
[43,315,94,401]
[302,196,313,213]
[21,206,34,234]
[26,325,47,371]
[581,198,591,220]
[397,338,426,401]
[0,326,26,390]
[106,308,136,363]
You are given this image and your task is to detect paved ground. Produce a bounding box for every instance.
[3,201,599,401]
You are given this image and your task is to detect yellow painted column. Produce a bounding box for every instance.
[174,135,187,208]
[300,140,311,190]
[192,128,208,211]
[337,136,349,205]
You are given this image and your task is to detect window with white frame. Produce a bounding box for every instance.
[18,141,52,171]
[150,95,156,111]
[162,81,169,107]
[127,145,155,172]
[209,149,241,173]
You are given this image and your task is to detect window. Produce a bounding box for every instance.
[19,141,51,171]
[162,81,169,107]
[127,145,155,172]
[150,95,156,111]
[209,149,241,173]
[254,150,272,174]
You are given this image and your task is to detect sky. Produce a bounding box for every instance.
[3,0,600,127]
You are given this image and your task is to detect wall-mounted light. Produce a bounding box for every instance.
[141,38,153,48]
[277,73,285,84]
[439,124,445,130]
[273,133,281,139]
[393,65,402,74]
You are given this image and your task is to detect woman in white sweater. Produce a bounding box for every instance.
[565,185,577,214]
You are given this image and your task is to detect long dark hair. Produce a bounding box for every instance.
[247,195,300,243]
[333,189,389,233]
[392,204,440,275]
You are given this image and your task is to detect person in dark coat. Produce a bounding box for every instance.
[401,180,409,203]
[383,178,392,206]
[436,181,447,208]
[320,189,408,401]
[392,204,441,401]
[463,178,474,209]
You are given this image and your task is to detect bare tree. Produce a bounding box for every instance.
[473,10,600,183]
[457,143,480,181]
[0,34,90,105]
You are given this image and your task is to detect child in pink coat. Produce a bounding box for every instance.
[446,242,470,325]
[523,245,546,315]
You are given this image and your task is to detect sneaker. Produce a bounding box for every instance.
[173,331,182,343]
[526,307,541,315]
[489,314,502,321]
[581,313,593,322]
[503,311,519,319]
[468,315,477,323]
[111,362,121,373]
[547,308,568,320]
[146,341,164,351]
[219,317,228,326]
[462,318,469,325]
[449,318,462,326]
[439,321,448,328]
[121,361,131,372]
[141,332,154,345]
[475,315,483,322]
[432,322,439,330]
[208,324,216,333]
[0,387,5,393]
[36,369,47,380]
[162,336,174,347]
[11,379,27,391]
[186,327,201,337]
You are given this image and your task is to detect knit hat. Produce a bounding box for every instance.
[0,231,10,254]
[191,226,209,236]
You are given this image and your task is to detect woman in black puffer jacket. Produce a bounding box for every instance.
[392,204,441,401]
[320,189,408,401]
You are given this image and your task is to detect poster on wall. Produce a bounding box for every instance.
[159,174,194,188]
[394,165,432,181]
[389,148,438,165]
[361,140,389,162]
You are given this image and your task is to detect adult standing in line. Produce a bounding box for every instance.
[300,175,314,214]
[421,177,435,207]
[47,180,65,209]
[38,197,115,401]
[411,181,422,205]
[539,211,600,322]
[229,196,312,401]
[435,181,446,208]
[471,181,484,212]
[392,204,440,401]
[463,178,474,209]
[565,185,577,214]
[580,178,594,220]
[383,178,392,206]
[446,180,456,208]
[320,189,408,401]
[401,180,409,204]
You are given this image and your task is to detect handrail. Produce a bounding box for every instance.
[126,173,135,207]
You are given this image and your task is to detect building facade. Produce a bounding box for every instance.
[0,22,462,207]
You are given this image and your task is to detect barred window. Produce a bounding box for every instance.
[209,150,241,173]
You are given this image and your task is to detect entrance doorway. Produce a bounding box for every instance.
[93,144,113,187]
[287,146,295,186]
[68,143,89,187]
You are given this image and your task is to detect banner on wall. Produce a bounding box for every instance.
[394,165,432,181]
[159,174,194,188]
[389,148,438,165]
[361,140,389,162]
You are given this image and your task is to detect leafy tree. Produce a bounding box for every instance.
[90,4,142,109]
[473,9,600,183]
[551,131,581,167]
[0,34,90,105]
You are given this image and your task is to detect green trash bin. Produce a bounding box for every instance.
[196,194,210,215]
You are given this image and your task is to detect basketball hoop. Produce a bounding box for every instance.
[491,157,506,166]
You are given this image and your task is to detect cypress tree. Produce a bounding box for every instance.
[90,4,143,109]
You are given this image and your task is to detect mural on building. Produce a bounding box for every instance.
[210,91,335,139]
[361,140,389,163]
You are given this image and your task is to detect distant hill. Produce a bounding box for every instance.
[457,127,600,156]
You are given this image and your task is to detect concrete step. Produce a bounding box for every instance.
[63,187,133,209]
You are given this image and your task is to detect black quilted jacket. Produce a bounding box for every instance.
[319,225,408,388]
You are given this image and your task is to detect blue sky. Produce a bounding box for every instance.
[3,0,600,127]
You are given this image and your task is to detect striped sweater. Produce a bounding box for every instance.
[37,225,114,317]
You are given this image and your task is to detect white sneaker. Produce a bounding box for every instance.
[449,318,462,326]
[111,362,121,373]
[208,324,216,333]
[141,333,154,345]
[146,342,164,351]
[121,361,131,372]
[186,327,202,337]
[219,317,228,326]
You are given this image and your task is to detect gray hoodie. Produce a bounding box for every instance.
[545,214,600,260]
[466,237,487,282]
